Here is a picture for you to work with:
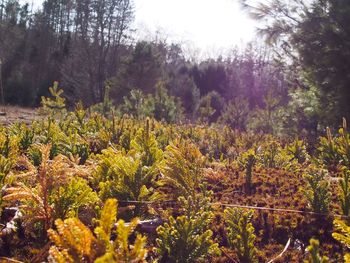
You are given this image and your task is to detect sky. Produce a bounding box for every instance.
[21,0,258,56]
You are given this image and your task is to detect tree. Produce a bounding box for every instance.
[61,0,134,105]
[241,0,350,126]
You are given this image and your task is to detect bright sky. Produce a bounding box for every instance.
[22,0,258,56]
[134,0,257,54]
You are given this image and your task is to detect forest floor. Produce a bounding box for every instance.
[0,106,40,125]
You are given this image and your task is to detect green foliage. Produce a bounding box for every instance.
[286,138,308,164]
[282,86,322,137]
[3,145,97,236]
[256,141,280,168]
[318,127,342,169]
[94,199,148,262]
[339,168,350,216]
[196,91,222,124]
[220,97,250,130]
[152,81,181,123]
[303,166,331,213]
[122,89,152,118]
[333,219,350,263]
[10,123,35,152]
[156,194,220,262]
[247,92,283,135]
[40,82,66,116]
[121,82,182,123]
[333,219,350,248]
[255,139,298,171]
[53,177,99,219]
[98,152,157,201]
[317,119,350,169]
[90,86,116,117]
[58,133,90,165]
[48,199,148,263]
[304,239,329,263]
[160,139,206,198]
[130,119,163,167]
[224,208,257,263]
[239,149,256,193]
[96,146,159,216]
[48,218,97,263]
[0,132,19,160]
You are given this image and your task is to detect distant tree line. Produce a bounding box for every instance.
[1,0,349,137]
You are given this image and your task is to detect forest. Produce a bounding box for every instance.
[0,0,350,262]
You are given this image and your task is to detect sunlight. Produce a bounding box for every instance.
[22,0,257,51]
[134,0,257,50]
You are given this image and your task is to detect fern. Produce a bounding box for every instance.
[156,194,220,262]
[239,149,256,194]
[48,199,148,263]
[160,139,206,198]
[48,218,97,263]
[224,208,257,263]
[286,138,308,163]
[303,166,331,213]
[130,119,163,167]
[0,132,19,160]
[3,145,91,235]
[339,168,350,216]
[333,219,350,263]
[97,148,158,216]
[54,177,99,219]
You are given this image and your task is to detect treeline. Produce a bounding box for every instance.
[1,0,349,137]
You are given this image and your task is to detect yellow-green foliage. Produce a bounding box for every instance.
[0,155,13,183]
[0,132,19,160]
[41,81,66,115]
[239,149,256,193]
[53,177,99,219]
[224,208,257,263]
[286,138,308,163]
[94,199,147,262]
[130,119,163,167]
[317,119,350,169]
[10,123,35,152]
[98,151,158,203]
[156,194,220,262]
[4,145,98,234]
[339,168,350,216]
[48,217,97,263]
[333,219,350,263]
[255,139,299,171]
[48,199,147,263]
[303,166,331,213]
[304,239,329,263]
[160,139,206,198]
